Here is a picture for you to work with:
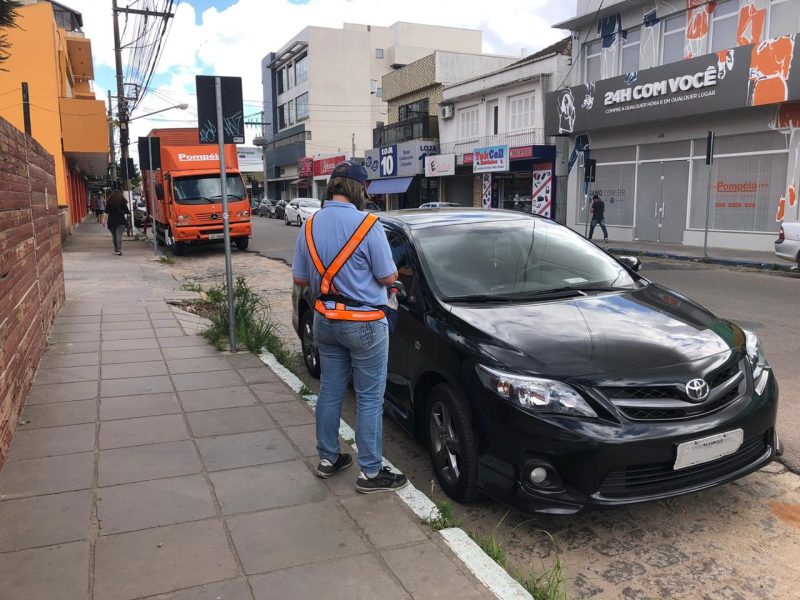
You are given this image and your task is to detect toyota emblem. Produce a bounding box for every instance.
[685,378,710,402]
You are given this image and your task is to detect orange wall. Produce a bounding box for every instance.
[60,97,108,153]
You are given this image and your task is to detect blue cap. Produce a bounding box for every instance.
[330,160,368,184]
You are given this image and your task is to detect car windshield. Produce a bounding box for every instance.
[413,218,638,301]
[298,199,321,208]
[173,175,246,205]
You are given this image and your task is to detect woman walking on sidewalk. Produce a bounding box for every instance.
[104,191,130,255]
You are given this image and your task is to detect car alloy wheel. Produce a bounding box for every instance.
[426,384,478,502]
[300,310,320,378]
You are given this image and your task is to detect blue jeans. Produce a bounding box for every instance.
[313,314,389,476]
[589,218,608,240]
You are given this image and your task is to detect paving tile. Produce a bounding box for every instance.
[156,327,185,338]
[98,440,202,487]
[210,460,326,515]
[172,370,244,391]
[0,541,89,600]
[7,424,95,461]
[236,367,280,385]
[104,329,157,341]
[55,315,99,325]
[167,356,233,374]
[20,400,96,429]
[264,401,315,427]
[340,493,428,549]
[0,490,91,552]
[34,365,99,385]
[103,306,147,315]
[249,382,298,404]
[179,386,257,412]
[51,322,101,333]
[381,540,487,600]
[28,380,97,404]
[94,520,238,600]
[227,499,368,574]
[0,453,94,499]
[49,331,101,343]
[100,414,189,449]
[151,319,179,328]
[249,554,410,600]
[102,348,163,364]
[159,335,209,348]
[224,353,265,369]
[45,340,101,355]
[100,393,181,420]
[102,321,151,331]
[102,337,160,351]
[102,360,168,379]
[161,345,219,360]
[282,423,319,457]
[187,406,274,437]
[98,475,216,535]
[103,313,141,322]
[39,352,99,369]
[196,430,297,471]
[100,375,173,397]
[141,578,253,600]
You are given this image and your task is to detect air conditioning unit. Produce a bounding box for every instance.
[440,104,454,119]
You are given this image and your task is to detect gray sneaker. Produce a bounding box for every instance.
[355,467,408,493]
[316,453,352,478]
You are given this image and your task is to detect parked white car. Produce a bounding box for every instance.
[285,198,321,226]
[419,202,462,209]
[775,222,800,268]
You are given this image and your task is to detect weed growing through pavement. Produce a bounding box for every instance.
[298,385,314,396]
[422,481,463,530]
[469,510,510,569]
[514,553,567,600]
[159,255,175,265]
[180,281,203,293]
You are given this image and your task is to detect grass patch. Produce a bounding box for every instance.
[181,281,203,293]
[514,555,567,600]
[298,384,313,396]
[422,482,463,530]
[159,255,175,265]
[469,511,509,569]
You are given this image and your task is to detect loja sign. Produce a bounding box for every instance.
[424,154,455,177]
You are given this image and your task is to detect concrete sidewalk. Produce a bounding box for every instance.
[0,223,496,600]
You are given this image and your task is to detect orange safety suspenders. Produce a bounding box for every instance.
[304,212,386,322]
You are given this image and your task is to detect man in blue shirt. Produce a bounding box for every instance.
[292,161,407,493]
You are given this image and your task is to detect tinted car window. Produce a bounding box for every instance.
[413,218,636,299]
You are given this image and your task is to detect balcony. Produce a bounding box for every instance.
[372,116,438,148]
[438,128,544,156]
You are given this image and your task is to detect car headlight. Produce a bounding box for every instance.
[743,329,768,382]
[476,365,597,418]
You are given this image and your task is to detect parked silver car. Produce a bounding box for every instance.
[775,222,800,268]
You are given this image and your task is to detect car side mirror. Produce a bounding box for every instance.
[155,183,164,200]
[618,256,642,271]
[390,280,408,302]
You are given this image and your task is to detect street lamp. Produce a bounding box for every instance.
[130,103,189,121]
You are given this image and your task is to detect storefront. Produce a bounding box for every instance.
[364,140,438,209]
[312,154,346,199]
[545,37,800,251]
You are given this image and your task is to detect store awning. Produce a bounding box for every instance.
[368,177,413,195]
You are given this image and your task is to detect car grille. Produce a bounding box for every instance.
[598,432,769,499]
[599,361,744,422]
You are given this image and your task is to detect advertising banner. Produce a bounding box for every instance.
[365,140,439,180]
[545,36,800,136]
[531,169,553,216]
[473,145,509,173]
[424,154,456,177]
[313,154,346,178]
[379,145,397,177]
[297,157,313,177]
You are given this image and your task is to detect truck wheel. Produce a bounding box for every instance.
[155,224,165,247]
[235,237,249,251]
[173,241,185,256]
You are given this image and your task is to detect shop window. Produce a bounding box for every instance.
[458,106,479,139]
[509,93,534,131]
[376,48,384,59]
[661,14,685,65]
[706,131,788,155]
[769,0,800,38]
[711,0,739,52]
[295,54,308,85]
[577,163,635,227]
[621,27,640,74]
[592,146,636,163]
[639,140,690,160]
[689,153,787,232]
[296,93,309,121]
[584,39,602,83]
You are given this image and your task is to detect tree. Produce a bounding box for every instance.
[0,1,21,70]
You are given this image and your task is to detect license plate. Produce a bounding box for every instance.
[673,429,743,470]
[207,233,224,240]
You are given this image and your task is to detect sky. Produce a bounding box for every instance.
[64,0,576,162]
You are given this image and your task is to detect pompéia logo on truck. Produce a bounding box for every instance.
[177,152,219,162]
[604,66,718,106]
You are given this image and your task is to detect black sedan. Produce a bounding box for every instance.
[292,209,780,514]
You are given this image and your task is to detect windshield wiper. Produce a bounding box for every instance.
[443,294,520,304]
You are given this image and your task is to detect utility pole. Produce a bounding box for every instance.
[111,0,132,234]
[107,90,117,189]
[21,82,31,136]
[351,133,356,159]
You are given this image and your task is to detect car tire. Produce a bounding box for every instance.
[300,310,320,379]
[235,237,249,251]
[296,216,302,227]
[285,215,290,226]
[426,383,479,503]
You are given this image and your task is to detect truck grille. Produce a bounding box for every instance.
[194,213,221,223]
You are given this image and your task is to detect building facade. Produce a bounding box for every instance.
[365,51,519,209]
[432,39,571,218]
[547,0,800,250]
[0,1,108,226]
[259,22,483,201]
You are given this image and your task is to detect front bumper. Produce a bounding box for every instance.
[474,369,779,514]
[173,221,251,243]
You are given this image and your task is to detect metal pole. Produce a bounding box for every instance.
[21,82,31,136]
[112,0,133,235]
[703,166,712,260]
[215,77,237,352]
[148,136,159,256]
[107,90,117,188]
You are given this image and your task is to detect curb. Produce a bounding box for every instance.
[607,247,796,273]
[257,350,532,600]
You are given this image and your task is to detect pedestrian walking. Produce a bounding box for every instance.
[292,160,408,494]
[588,193,608,242]
[94,193,105,223]
[104,191,130,255]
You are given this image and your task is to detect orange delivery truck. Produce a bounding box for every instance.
[143,128,251,255]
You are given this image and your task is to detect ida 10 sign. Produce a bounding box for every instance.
[473,145,509,173]
[379,145,398,177]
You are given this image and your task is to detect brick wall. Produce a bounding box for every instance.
[0,117,65,465]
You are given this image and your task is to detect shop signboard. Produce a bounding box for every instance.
[424,154,456,177]
[365,140,440,180]
[473,145,509,173]
[380,145,397,177]
[313,154,346,178]
[297,157,313,177]
[531,169,553,216]
[545,36,800,136]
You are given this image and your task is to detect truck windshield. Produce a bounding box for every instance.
[173,175,246,205]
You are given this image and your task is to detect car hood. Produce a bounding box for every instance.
[447,284,744,382]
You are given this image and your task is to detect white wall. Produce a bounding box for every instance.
[434,52,517,86]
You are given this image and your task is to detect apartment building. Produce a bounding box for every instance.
[258,22,482,200]
[0,0,108,226]
[546,0,800,250]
